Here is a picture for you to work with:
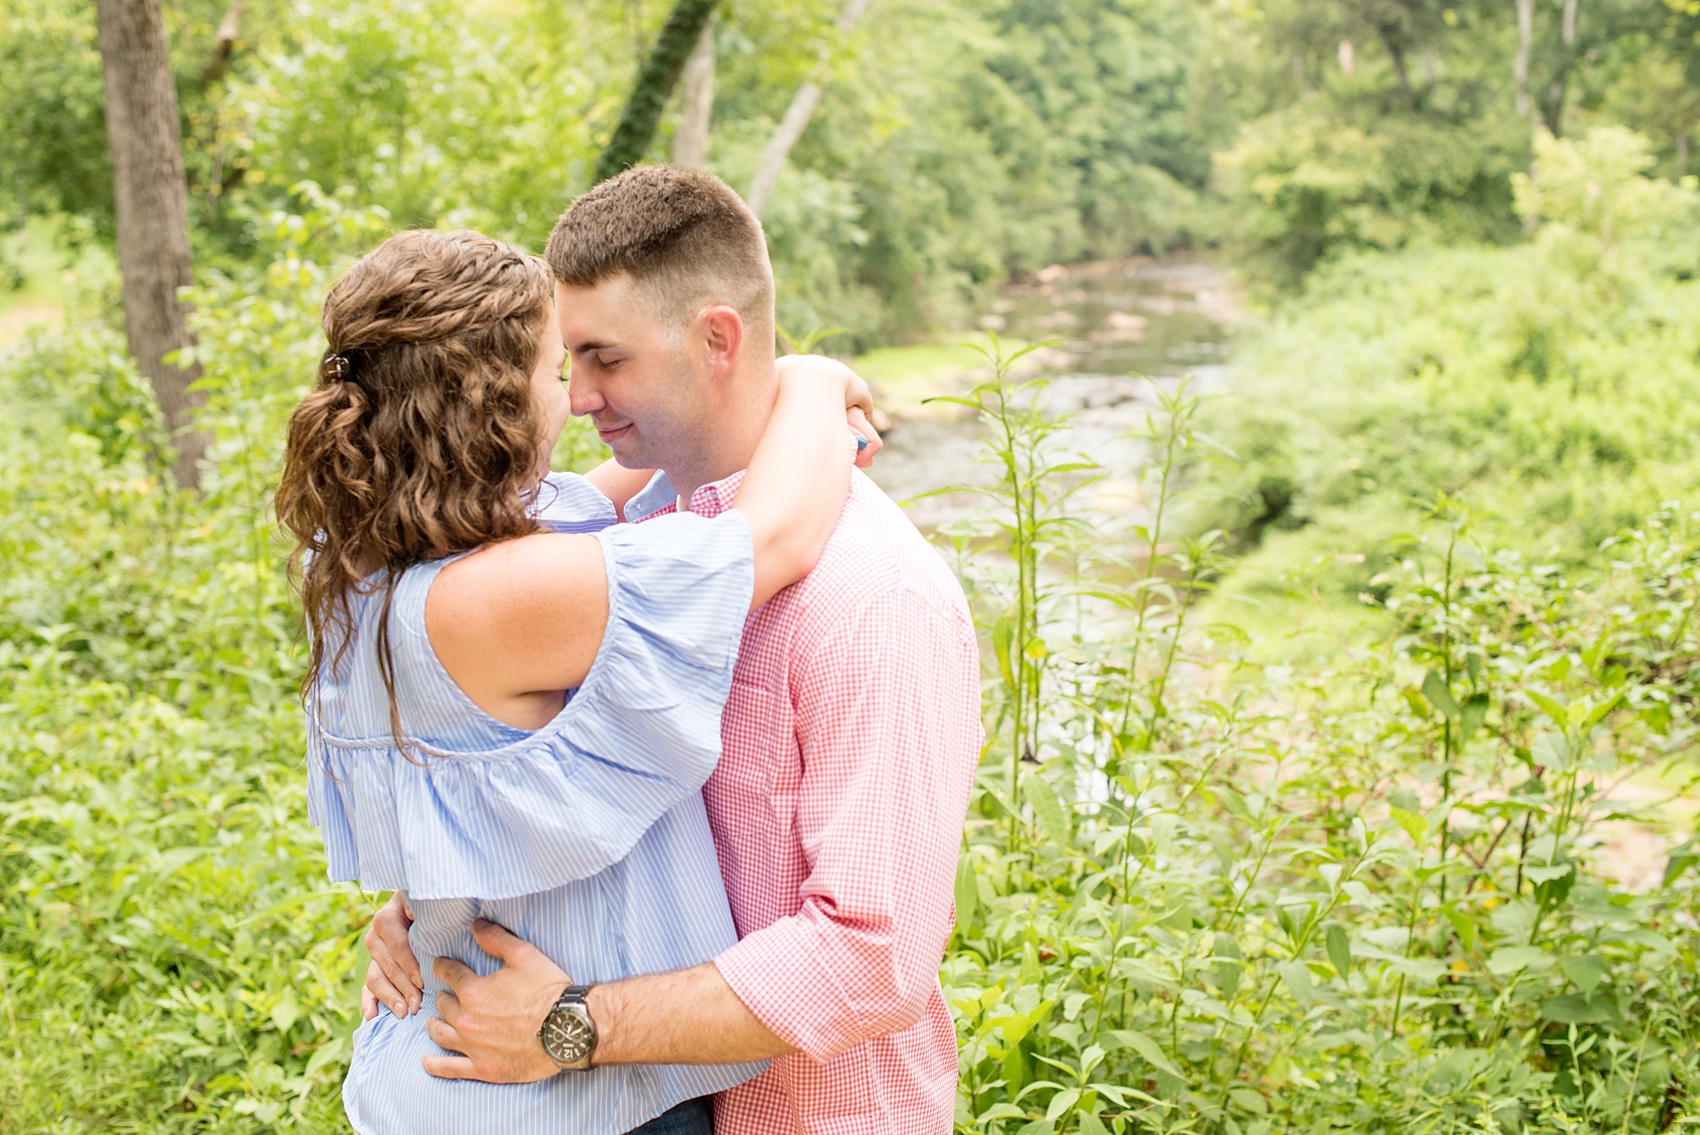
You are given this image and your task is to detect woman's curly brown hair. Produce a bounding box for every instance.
[276,229,554,750]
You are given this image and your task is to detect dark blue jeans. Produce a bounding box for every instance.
[627,1096,713,1135]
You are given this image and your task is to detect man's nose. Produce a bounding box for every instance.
[567,371,603,417]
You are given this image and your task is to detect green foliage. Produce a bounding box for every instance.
[0,196,382,1134]
[1201,128,1700,619]
[939,348,1700,1134]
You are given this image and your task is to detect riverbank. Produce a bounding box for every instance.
[858,256,1238,532]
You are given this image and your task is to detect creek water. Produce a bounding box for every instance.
[864,258,1236,533]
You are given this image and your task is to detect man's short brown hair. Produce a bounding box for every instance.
[545,165,775,345]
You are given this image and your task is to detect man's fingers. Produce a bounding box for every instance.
[470,918,537,966]
[433,954,476,992]
[364,958,411,1019]
[435,990,463,1029]
[424,1013,466,1055]
[421,1055,478,1081]
[362,982,378,1022]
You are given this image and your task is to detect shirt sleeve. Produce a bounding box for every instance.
[306,510,757,902]
[530,471,619,533]
[712,586,983,1063]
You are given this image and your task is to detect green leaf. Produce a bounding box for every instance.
[954,853,979,929]
[1024,771,1071,848]
[1229,1088,1269,1115]
[1421,670,1460,719]
[1276,960,1314,1008]
[1541,994,1615,1024]
[1559,953,1607,994]
[1325,923,1352,978]
[992,617,1016,695]
[1389,805,1428,845]
[1076,1112,1111,1135]
[976,1104,1027,1124]
[1106,1029,1182,1078]
[270,990,300,1034]
[1444,906,1478,951]
[1664,838,1699,887]
[1487,945,1552,976]
[1045,1088,1081,1122]
[1459,693,1490,742]
[1526,690,1569,728]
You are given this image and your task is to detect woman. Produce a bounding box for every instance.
[275,229,875,1135]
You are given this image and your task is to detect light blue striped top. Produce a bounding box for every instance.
[306,472,766,1135]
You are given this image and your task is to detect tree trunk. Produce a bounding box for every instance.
[1373,24,1414,104]
[745,0,871,219]
[670,18,714,168]
[201,0,243,88]
[594,0,720,183]
[1543,0,1579,136]
[95,0,208,489]
[1513,0,1533,120]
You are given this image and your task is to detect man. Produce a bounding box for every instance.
[359,164,982,1134]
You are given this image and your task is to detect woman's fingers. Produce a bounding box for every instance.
[846,407,882,468]
[366,893,423,1012]
[364,958,411,1019]
[843,373,874,416]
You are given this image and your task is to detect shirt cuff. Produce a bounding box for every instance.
[713,916,866,1064]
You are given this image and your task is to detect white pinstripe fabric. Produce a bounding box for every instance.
[305,473,765,1135]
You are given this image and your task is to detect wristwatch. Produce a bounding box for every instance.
[538,985,598,1071]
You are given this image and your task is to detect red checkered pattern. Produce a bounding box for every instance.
[638,470,982,1135]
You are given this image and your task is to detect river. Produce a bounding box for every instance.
[862,257,1236,532]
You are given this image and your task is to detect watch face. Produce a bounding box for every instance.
[541,1004,594,1064]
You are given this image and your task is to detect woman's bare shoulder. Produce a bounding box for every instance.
[429,533,608,628]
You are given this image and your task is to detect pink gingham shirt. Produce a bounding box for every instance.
[627,468,982,1134]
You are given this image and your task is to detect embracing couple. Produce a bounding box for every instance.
[276,164,981,1135]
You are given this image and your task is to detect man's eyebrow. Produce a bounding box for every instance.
[568,338,617,354]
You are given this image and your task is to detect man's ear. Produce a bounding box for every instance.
[697,305,745,382]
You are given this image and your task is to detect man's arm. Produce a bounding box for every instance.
[415,921,791,1083]
[702,585,982,1062]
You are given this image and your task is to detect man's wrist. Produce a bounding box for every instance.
[582,981,630,1066]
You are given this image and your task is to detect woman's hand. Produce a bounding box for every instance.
[362,892,423,1019]
[776,354,883,469]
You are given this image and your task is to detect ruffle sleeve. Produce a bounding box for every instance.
[529,471,618,534]
[306,510,755,900]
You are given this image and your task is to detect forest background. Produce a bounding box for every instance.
[3,0,1700,1133]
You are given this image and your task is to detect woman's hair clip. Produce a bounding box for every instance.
[322,354,351,381]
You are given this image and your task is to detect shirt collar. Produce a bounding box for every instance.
[624,469,747,523]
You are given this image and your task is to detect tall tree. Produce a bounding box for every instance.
[1514,0,1535,119]
[95,0,208,488]
[745,0,871,220]
[594,0,719,182]
[670,18,715,167]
